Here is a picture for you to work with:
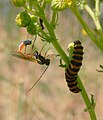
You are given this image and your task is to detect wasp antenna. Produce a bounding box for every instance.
[27,66,49,93]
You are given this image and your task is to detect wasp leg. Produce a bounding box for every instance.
[31,35,37,53]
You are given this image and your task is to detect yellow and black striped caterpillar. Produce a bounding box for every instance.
[65,40,83,93]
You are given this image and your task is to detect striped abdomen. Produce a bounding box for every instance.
[65,40,83,93]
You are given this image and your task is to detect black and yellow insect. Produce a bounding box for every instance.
[65,40,84,93]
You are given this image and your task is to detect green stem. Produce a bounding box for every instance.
[95,0,100,17]
[51,11,57,23]
[51,39,69,65]
[71,6,103,52]
[51,33,97,120]
[71,6,97,120]
[34,3,56,41]
[40,7,97,120]
[51,11,58,27]
[30,2,97,119]
[84,4,102,31]
[33,2,69,64]
[77,76,97,120]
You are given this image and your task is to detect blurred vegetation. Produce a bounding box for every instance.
[0,1,103,120]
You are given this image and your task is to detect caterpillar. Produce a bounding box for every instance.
[65,40,84,93]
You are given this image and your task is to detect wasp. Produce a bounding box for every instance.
[12,39,52,92]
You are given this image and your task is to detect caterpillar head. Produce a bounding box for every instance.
[67,42,74,52]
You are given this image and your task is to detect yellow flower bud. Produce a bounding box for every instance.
[51,0,67,11]
[15,11,31,27]
[51,0,72,11]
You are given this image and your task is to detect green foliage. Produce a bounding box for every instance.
[84,94,96,112]
[12,0,103,120]
[12,0,26,7]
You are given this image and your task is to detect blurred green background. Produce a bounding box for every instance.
[0,1,103,120]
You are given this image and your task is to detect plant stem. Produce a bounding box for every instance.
[71,6,103,52]
[95,0,100,17]
[51,11,58,26]
[84,4,102,31]
[33,2,69,64]
[77,76,97,120]
[71,6,97,120]
[51,39,69,65]
[43,9,97,120]
[51,34,97,120]
[31,2,97,119]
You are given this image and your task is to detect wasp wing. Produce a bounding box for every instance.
[12,51,38,63]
